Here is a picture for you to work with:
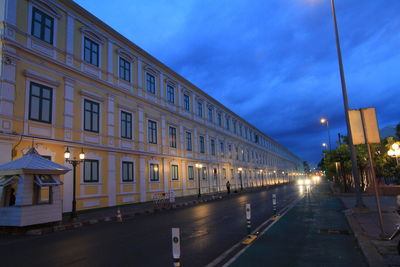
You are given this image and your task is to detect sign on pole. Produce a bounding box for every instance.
[349,108,380,145]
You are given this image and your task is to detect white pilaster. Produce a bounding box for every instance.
[139,155,146,202]
[65,13,74,66]
[108,152,116,206]
[161,114,166,153]
[107,40,113,82]
[107,94,115,146]
[159,73,164,99]
[163,158,169,193]
[182,160,187,196]
[138,106,144,150]
[63,77,74,140]
[137,57,142,90]
[179,121,184,156]
[0,55,16,133]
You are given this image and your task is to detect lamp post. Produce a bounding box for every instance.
[388,142,400,166]
[238,168,243,190]
[64,147,85,219]
[320,118,332,151]
[195,163,202,197]
[273,170,277,185]
[328,0,364,208]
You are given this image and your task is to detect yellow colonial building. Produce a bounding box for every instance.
[0,0,303,213]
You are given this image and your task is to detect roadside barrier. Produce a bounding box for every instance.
[172,228,181,266]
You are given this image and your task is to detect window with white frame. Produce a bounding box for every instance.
[188,166,194,180]
[84,37,99,67]
[119,57,131,82]
[146,73,155,94]
[149,163,159,181]
[121,111,132,139]
[29,82,52,124]
[210,139,215,155]
[84,99,100,133]
[84,159,99,183]
[171,165,179,180]
[202,167,207,180]
[122,161,134,182]
[31,7,54,45]
[167,85,175,104]
[186,131,192,151]
[148,120,157,144]
[208,108,213,122]
[197,102,203,117]
[218,113,222,127]
[226,116,230,130]
[169,126,177,148]
[183,94,190,111]
[199,136,205,153]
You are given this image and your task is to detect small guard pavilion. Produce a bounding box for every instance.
[0,147,70,227]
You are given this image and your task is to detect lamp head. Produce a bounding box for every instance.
[64,147,70,160]
[79,149,85,160]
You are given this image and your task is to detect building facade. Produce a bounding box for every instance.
[0,0,303,213]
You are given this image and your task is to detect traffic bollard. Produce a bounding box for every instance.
[272,194,277,215]
[246,203,251,234]
[172,228,180,267]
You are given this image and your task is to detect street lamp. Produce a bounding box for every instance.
[273,170,277,185]
[320,118,332,151]
[388,142,400,165]
[64,147,85,219]
[195,163,203,197]
[328,0,364,207]
[238,168,243,191]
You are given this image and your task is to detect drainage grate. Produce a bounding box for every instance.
[318,229,350,235]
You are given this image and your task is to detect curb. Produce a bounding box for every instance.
[343,209,385,267]
[24,194,229,236]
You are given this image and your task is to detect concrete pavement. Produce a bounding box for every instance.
[341,195,400,266]
[227,183,368,266]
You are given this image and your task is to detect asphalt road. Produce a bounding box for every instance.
[0,184,300,267]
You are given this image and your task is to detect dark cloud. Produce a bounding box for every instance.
[75,0,400,166]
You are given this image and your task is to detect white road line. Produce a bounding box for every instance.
[206,194,304,267]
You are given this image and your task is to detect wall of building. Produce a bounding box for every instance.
[0,0,303,213]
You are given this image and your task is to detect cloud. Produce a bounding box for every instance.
[75,0,400,166]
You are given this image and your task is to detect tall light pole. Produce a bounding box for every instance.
[320,118,332,151]
[64,147,85,219]
[238,168,243,191]
[195,163,202,198]
[329,0,364,208]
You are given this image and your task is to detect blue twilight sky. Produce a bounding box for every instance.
[75,0,400,166]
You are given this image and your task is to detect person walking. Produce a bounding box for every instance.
[226,181,231,194]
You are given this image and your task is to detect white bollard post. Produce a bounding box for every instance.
[246,203,251,234]
[172,228,180,266]
[272,194,277,214]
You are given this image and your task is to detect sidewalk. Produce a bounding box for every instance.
[0,185,273,236]
[229,183,368,266]
[341,195,400,266]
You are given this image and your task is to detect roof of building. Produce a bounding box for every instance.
[0,148,71,175]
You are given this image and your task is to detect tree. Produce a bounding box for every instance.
[396,123,400,140]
